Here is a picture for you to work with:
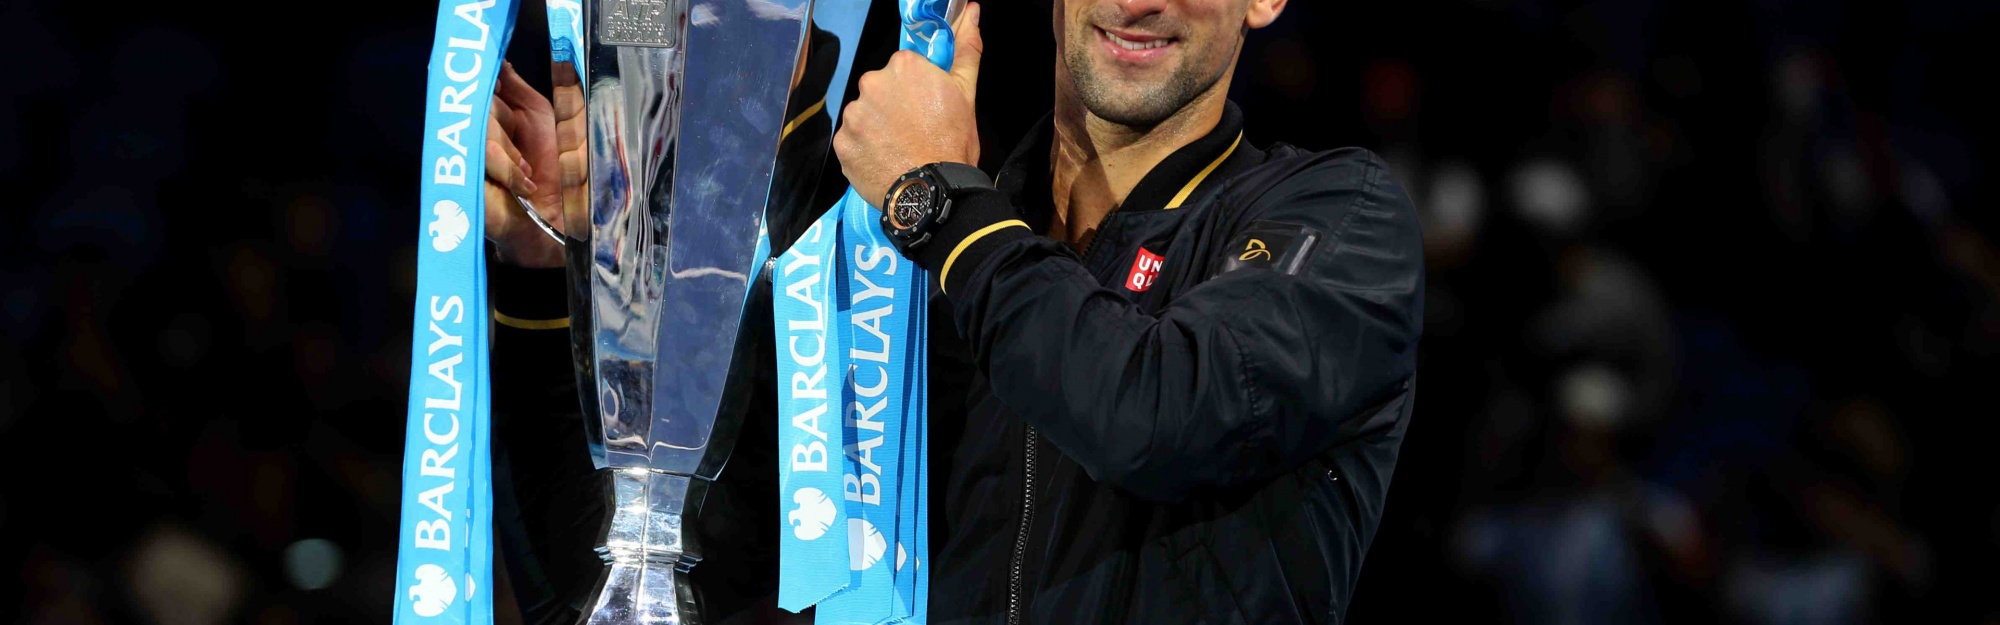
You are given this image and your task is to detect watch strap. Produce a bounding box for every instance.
[912,188,1031,295]
[930,162,993,195]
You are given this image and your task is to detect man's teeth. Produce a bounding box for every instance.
[1106,32,1169,51]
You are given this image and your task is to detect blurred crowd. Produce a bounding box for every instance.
[3,0,1994,623]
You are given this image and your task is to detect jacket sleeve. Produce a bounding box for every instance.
[486,254,612,623]
[489,257,584,418]
[914,152,1424,503]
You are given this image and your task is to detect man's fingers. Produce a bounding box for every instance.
[499,61,530,93]
[949,2,982,96]
[553,84,585,127]
[496,61,551,115]
[485,182,565,268]
[857,65,885,96]
[486,116,537,195]
[489,93,518,138]
[485,70,571,268]
[488,113,524,168]
[489,114,529,178]
[484,179,517,240]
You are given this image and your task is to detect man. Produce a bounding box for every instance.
[832,1,1422,622]
[481,0,1422,622]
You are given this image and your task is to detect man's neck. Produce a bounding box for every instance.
[1047,78,1228,251]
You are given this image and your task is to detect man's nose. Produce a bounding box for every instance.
[1111,0,1168,18]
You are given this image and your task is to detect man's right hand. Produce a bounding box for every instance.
[484,61,567,268]
[834,2,983,210]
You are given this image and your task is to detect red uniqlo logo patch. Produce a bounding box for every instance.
[1127,248,1164,292]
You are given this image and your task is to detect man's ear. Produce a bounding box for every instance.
[1245,0,1287,29]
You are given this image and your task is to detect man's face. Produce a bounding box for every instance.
[1055,0,1252,127]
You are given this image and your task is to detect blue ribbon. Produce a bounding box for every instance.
[396,0,517,623]
[778,2,954,623]
[897,303,930,621]
[814,188,921,624]
[545,0,582,65]
[776,209,857,610]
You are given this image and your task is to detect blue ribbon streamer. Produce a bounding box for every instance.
[397,0,518,623]
[780,2,955,623]
[815,188,921,625]
[776,210,857,610]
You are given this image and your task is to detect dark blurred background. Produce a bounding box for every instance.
[5,0,1996,622]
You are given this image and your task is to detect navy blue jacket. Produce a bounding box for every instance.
[915,102,1424,624]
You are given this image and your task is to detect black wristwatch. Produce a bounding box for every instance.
[881,162,993,255]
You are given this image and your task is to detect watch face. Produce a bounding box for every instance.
[890,178,933,230]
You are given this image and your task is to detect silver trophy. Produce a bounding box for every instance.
[541,0,834,622]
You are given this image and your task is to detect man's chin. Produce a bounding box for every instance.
[1071,75,1165,122]
[1068,51,1198,126]
[1083,96,1178,128]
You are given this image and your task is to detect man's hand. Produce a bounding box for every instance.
[834,2,984,209]
[484,62,566,268]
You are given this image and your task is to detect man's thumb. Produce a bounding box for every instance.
[949,2,983,96]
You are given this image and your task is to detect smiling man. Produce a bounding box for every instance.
[834,0,1425,623]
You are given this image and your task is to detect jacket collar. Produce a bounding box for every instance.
[995,101,1255,235]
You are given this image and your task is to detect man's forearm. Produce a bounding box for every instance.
[489,253,580,417]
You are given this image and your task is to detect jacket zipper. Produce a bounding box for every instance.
[1007,425,1038,625]
[1007,217,1113,624]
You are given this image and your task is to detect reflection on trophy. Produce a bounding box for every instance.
[542,0,859,622]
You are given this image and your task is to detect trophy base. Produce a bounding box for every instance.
[582,468,705,625]
[582,560,699,625]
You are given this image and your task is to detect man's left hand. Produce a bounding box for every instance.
[835,2,984,209]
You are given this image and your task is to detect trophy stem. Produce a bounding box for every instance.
[583,468,703,625]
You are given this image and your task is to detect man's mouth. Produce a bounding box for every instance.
[1097,26,1175,58]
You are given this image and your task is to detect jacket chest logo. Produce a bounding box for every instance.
[1126,247,1165,292]
[1239,238,1272,261]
